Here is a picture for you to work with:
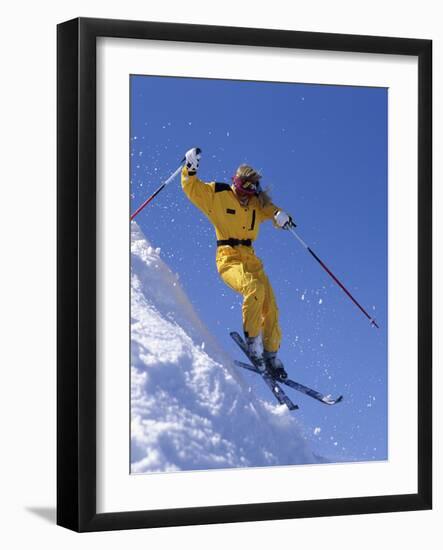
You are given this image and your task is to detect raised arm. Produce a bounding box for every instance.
[181,147,214,216]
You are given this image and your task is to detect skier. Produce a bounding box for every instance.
[181,147,294,379]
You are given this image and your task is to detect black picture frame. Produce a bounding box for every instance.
[57,17,432,532]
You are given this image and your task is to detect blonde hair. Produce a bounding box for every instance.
[235,164,272,208]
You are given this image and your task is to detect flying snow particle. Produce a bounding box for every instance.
[314,427,321,435]
[318,298,323,305]
[226,131,230,137]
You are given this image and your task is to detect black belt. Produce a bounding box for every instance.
[216,239,252,248]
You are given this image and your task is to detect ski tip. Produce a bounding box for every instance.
[334,395,344,405]
[321,394,344,405]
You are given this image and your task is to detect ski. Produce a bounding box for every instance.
[234,360,343,406]
[283,378,343,406]
[262,373,299,410]
[230,332,298,411]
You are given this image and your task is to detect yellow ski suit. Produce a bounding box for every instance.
[181,166,282,352]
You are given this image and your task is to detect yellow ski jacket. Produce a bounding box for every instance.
[181,167,280,243]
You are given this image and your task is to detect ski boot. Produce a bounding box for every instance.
[245,335,266,373]
[263,351,288,380]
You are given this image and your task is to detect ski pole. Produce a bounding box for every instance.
[130,161,184,220]
[287,224,379,328]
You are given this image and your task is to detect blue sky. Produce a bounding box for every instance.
[130,75,388,463]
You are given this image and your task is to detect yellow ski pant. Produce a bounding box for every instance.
[216,246,282,352]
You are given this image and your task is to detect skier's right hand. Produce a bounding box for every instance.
[184,147,202,174]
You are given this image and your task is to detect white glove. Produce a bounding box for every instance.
[274,210,295,229]
[184,147,201,174]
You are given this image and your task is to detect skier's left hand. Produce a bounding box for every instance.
[274,210,295,229]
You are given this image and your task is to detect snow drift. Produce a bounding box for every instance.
[131,221,320,473]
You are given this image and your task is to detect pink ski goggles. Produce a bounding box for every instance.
[231,175,259,196]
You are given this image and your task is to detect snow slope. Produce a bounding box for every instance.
[131,222,320,473]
